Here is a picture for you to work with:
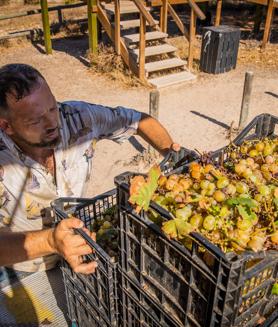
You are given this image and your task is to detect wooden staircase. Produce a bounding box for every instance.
[99,0,196,88]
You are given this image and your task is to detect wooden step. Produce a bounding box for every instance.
[148,71,196,88]
[113,19,158,29]
[131,44,177,62]
[123,31,168,45]
[103,2,150,15]
[145,58,186,73]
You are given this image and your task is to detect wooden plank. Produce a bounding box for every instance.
[148,71,196,88]
[40,0,52,55]
[161,0,168,32]
[215,0,222,26]
[0,30,30,41]
[145,58,186,72]
[139,14,146,80]
[123,31,168,44]
[262,0,274,48]
[188,8,196,70]
[114,0,121,55]
[168,3,189,41]
[132,44,177,61]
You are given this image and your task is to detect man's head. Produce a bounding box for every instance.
[0,63,60,149]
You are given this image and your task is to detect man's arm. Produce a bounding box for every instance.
[137,113,180,156]
[0,218,97,274]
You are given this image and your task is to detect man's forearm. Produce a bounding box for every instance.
[0,229,54,267]
[137,113,174,156]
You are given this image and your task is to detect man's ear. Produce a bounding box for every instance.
[0,118,13,136]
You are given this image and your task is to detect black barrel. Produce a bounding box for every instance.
[200,25,241,74]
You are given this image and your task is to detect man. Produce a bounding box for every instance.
[0,63,178,276]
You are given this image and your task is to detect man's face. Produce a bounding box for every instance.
[2,78,61,149]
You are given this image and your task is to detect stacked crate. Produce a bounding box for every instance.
[53,114,278,327]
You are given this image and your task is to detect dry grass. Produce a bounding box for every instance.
[87,43,148,89]
[238,41,278,68]
[167,36,201,73]
[168,36,278,72]
[0,37,28,52]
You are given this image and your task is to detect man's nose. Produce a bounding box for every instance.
[44,113,57,130]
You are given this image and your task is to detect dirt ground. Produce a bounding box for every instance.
[0,4,278,196]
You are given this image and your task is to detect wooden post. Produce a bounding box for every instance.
[215,0,222,26]
[188,9,196,71]
[262,0,274,49]
[148,90,160,154]
[139,13,146,81]
[160,6,163,30]
[87,0,98,54]
[40,0,52,54]
[114,0,120,55]
[239,72,254,130]
[161,0,168,33]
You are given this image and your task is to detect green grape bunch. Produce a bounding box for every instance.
[91,205,119,261]
[149,137,278,254]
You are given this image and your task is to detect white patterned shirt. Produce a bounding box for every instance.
[0,101,141,272]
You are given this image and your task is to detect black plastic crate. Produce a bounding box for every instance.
[115,171,278,327]
[200,25,240,74]
[120,270,190,327]
[159,146,199,175]
[212,113,278,162]
[52,189,119,327]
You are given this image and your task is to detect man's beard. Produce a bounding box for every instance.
[13,129,61,149]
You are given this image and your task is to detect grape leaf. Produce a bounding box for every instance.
[271,283,278,295]
[237,205,258,222]
[226,197,257,208]
[129,166,161,213]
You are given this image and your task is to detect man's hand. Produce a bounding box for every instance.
[170,143,181,152]
[48,218,98,274]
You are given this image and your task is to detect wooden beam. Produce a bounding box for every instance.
[139,13,146,81]
[168,3,189,41]
[151,0,209,6]
[188,0,206,20]
[262,0,274,49]
[114,0,121,55]
[161,0,168,33]
[87,0,98,54]
[133,0,157,27]
[188,8,196,70]
[215,0,222,26]
[40,0,52,55]
[97,5,112,38]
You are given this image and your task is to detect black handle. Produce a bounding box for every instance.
[54,207,101,253]
[159,147,198,172]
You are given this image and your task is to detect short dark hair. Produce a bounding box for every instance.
[0,63,44,115]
